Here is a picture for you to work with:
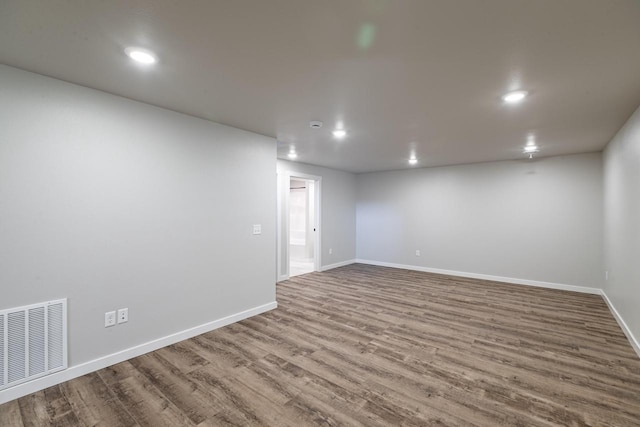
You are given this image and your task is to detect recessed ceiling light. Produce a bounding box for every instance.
[523,144,539,159]
[309,120,323,129]
[502,90,528,104]
[288,151,298,159]
[125,47,157,65]
[332,129,347,139]
[408,156,418,165]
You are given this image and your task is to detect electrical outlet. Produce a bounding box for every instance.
[253,224,262,235]
[105,311,116,327]
[415,250,421,256]
[117,308,129,324]
[329,248,333,255]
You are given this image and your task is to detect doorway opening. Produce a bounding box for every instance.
[276,170,321,281]
[288,178,316,277]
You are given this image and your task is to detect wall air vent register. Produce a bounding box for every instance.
[0,299,67,391]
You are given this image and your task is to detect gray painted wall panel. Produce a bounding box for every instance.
[604,105,640,341]
[356,153,603,288]
[0,65,276,367]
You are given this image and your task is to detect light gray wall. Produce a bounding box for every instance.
[356,153,603,288]
[277,160,356,275]
[603,105,640,341]
[0,65,276,367]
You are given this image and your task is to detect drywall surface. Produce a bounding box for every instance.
[357,153,603,288]
[277,160,356,275]
[0,65,276,367]
[603,105,640,342]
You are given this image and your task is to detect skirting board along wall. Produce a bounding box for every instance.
[355,259,601,294]
[0,302,277,405]
[600,292,640,358]
[355,259,640,358]
[321,259,357,272]
[277,259,355,282]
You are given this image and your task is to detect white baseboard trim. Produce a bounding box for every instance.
[321,259,356,272]
[278,260,355,280]
[354,259,602,295]
[600,290,640,358]
[0,301,277,405]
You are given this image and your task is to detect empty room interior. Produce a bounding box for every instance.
[1,1,640,426]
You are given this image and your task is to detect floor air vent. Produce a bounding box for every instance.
[0,299,67,391]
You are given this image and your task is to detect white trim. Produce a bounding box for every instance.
[321,259,356,272]
[600,290,640,358]
[312,178,322,272]
[275,171,284,283]
[0,301,277,405]
[354,259,602,295]
[277,274,290,283]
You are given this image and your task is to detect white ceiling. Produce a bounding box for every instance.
[1,1,639,173]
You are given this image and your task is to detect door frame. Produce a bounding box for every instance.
[277,171,322,281]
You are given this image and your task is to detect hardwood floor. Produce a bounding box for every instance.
[1,264,639,426]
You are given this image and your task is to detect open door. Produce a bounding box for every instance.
[277,171,321,281]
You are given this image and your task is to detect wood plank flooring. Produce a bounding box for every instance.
[1,264,639,426]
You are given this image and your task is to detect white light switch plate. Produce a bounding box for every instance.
[253,224,262,235]
[105,311,116,327]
